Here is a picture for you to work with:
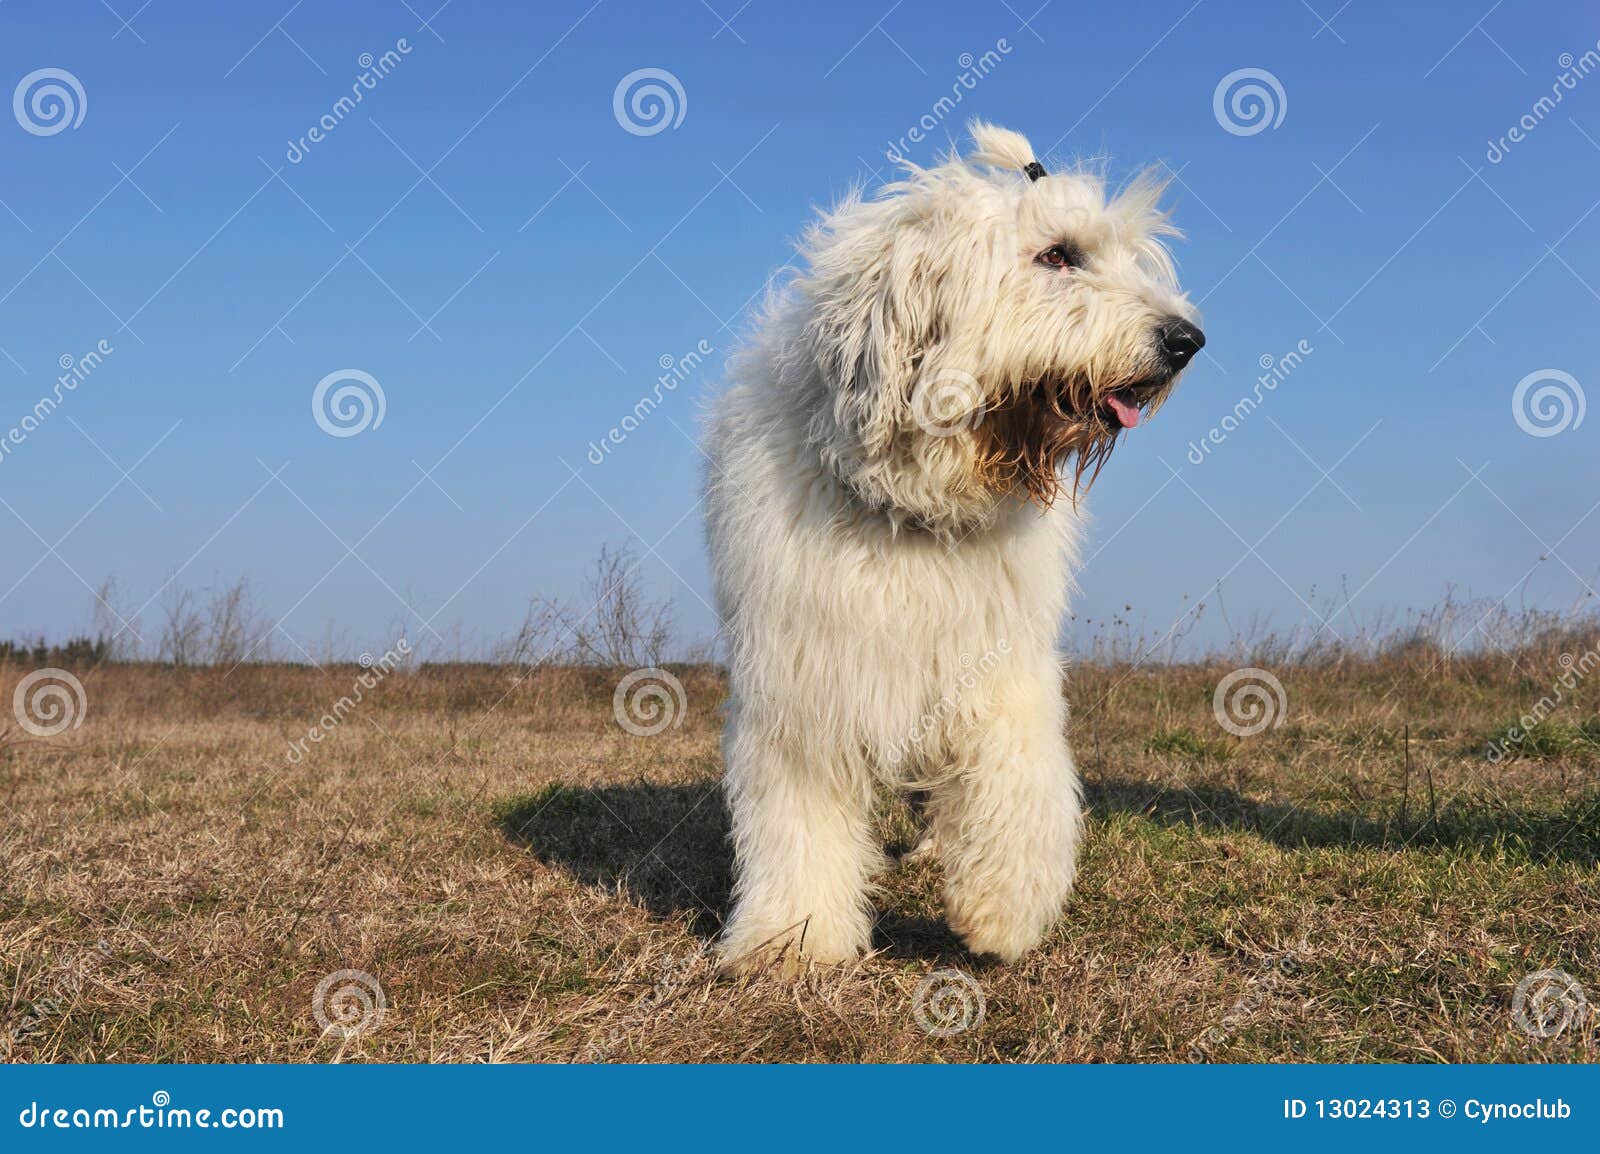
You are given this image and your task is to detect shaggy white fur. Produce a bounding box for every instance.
[704,123,1201,970]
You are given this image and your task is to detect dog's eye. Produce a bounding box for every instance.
[1036,244,1081,270]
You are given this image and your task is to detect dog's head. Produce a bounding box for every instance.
[799,122,1202,533]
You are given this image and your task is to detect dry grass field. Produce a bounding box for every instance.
[2,642,1597,1063]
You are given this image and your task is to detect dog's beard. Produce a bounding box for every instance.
[975,374,1170,506]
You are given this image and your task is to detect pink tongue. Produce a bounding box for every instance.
[1106,391,1141,429]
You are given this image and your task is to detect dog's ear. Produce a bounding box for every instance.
[802,198,939,457]
[966,121,1039,176]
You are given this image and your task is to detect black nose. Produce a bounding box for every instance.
[1158,317,1205,370]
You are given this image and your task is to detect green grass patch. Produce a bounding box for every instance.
[1144,727,1233,763]
[1481,719,1600,761]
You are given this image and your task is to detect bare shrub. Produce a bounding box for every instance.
[569,542,675,667]
[205,577,264,665]
[158,585,204,666]
[508,542,677,668]
[157,578,269,666]
[494,597,569,669]
[91,577,141,661]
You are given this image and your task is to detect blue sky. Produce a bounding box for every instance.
[0,0,1596,660]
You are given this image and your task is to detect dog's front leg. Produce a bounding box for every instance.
[931,667,1083,962]
[717,713,882,973]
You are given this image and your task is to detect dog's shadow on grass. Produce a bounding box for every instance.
[494,781,972,961]
[497,773,1600,959]
[1086,775,1600,866]
[497,782,734,937]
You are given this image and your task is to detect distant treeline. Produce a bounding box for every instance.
[0,635,111,666]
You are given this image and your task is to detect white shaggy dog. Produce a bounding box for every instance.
[704,123,1203,971]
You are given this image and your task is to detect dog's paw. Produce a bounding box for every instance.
[947,907,1048,964]
[715,940,804,979]
[716,918,865,977]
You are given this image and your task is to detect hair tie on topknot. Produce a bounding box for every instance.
[1023,161,1047,182]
